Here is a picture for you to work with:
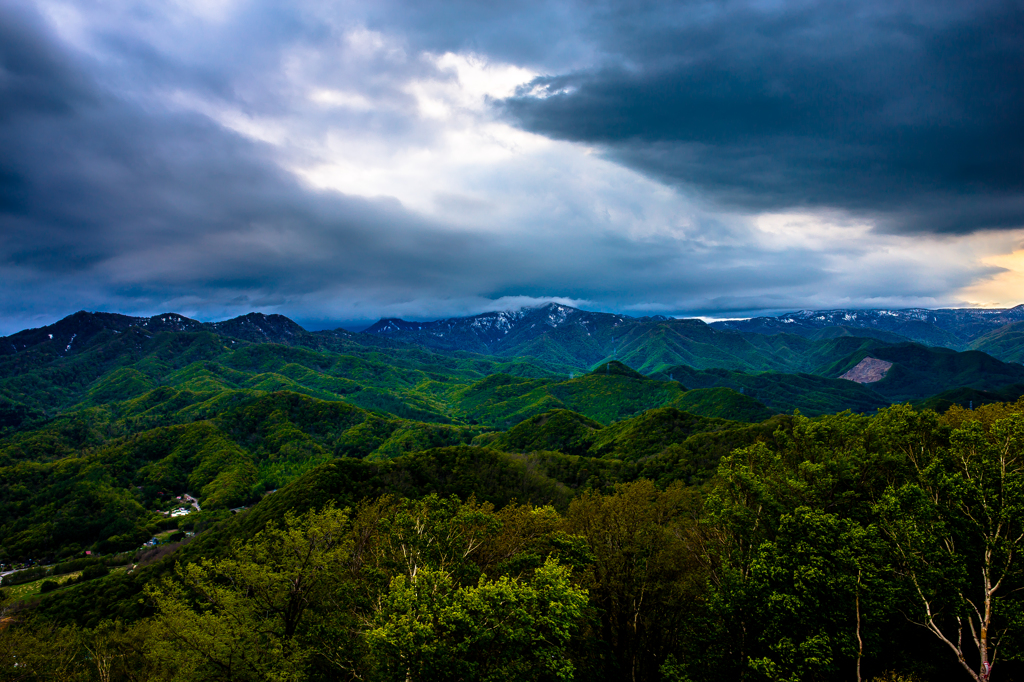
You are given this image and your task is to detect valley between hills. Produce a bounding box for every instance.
[2,302,1024,681]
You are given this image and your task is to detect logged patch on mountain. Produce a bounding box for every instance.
[840,357,893,383]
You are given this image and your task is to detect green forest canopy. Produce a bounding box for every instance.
[5,316,1024,680]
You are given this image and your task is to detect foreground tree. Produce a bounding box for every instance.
[365,557,587,682]
[744,507,887,682]
[878,413,1024,681]
[566,480,705,682]
[351,494,589,681]
[0,622,87,682]
[145,504,353,680]
[705,416,899,682]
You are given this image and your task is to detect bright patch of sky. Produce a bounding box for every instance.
[959,244,1024,308]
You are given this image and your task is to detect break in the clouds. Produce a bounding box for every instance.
[0,0,1022,335]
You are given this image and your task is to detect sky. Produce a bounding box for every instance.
[1,0,1023,334]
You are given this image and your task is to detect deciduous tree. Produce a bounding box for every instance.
[145,503,353,680]
[878,414,1024,681]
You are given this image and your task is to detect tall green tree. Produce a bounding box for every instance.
[365,557,587,682]
[0,623,88,682]
[566,480,705,682]
[703,411,906,682]
[145,504,353,681]
[878,413,1024,681]
[744,507,886,682]
[82,619,168,682]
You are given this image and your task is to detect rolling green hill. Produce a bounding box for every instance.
[654,343,1024,414]
[826,343,1024,401]
[911,384,1024,413]
[971,321,1024,363]
[450,362,774,427]
[11,309,1018,431]
[0,390,487,560]
[0,320,581,435]
[656,366,890,416]
[476,406,751,462]
[0,380,779,565]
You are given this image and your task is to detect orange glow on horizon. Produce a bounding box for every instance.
[959,249,1024,308]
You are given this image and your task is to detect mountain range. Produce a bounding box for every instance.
[709,305,1024,350]
[361,302,1024,414]
[2,301,1024,614]
[3,302,1024,427]
[365,302,1024,361]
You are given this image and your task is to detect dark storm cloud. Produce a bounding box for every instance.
[0,5,93,121]
[0,1,509,330]
[503,0,1024,234]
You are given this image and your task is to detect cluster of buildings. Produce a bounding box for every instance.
[160,493,202,518]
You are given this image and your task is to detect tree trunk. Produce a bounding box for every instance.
[855,569,863,682]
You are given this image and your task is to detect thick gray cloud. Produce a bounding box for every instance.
[0,1,494,329]
[504,0,1024,234]
[0,0,1017,335]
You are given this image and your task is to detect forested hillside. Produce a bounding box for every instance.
[3,307,1024,681]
